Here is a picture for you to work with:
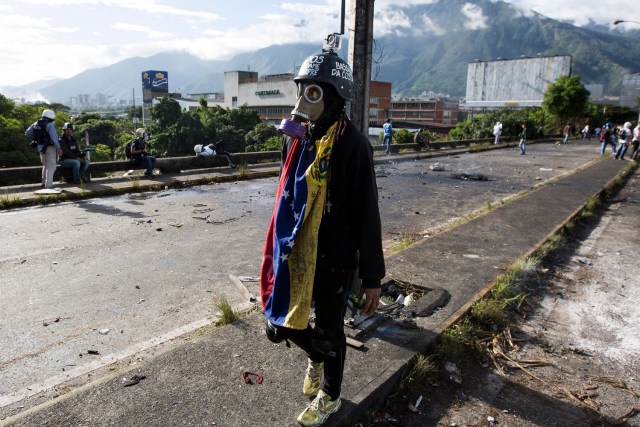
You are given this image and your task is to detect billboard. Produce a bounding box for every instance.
[465,55,571,108]
[141,70,169,92]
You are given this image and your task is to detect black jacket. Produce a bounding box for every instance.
[59,135,82,160]
[281,118,385,288]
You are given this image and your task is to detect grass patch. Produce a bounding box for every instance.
[388,355,438,403]
[214,297,237,326]
[238,163,249,178]
[0,194,24,209]
[389,233,414,253]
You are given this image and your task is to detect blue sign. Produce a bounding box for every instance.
[142,70,168,92]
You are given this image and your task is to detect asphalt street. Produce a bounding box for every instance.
[0,142,607,412]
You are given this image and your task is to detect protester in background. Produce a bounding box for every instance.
[130,128,156,177]
[581,124,590,140]
[194,140,237,168]
[518,122,528,155]
[260,47,384,427]
[493,121,502,145]
[595,126,602,142]
[599,123,616,155]
[562,122,571,145]
[59,123,90,184]
[630,122,640,161]
[413,128,430,150]
[614,122,632,160]
[25,109,61,189]
[382,118,393,154]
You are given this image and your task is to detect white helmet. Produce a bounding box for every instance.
[135,127,147,141]
[42,109,55,120]
[194,144,203,154]
[624,122,632,129]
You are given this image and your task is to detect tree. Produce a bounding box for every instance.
[150,97,182,130]
[245,121,279,152]
[542,76,590,124]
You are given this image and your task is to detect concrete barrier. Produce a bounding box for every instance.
[0,151,281,186]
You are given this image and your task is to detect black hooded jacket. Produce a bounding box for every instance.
[281,117,386,288]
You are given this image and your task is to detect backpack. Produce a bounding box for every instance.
[125,140,134,159]
[618,128,628,140]
[32,118,53,147]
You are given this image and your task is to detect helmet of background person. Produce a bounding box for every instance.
[62,122,74,130]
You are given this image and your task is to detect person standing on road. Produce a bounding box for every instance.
[130,128,156,177]
[260,44,385,427]
[59,123,90,184]
[562,122,571,145]
[614,122,632,160]
[493,121,502,145]
[25,109,61,189]
[630,122,640,161]
[518,122,528,155]
[383,118,393,154]
[599,123,616,155]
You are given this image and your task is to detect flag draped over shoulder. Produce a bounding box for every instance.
[259,122,337,330]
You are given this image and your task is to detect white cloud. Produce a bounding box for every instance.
[421,14,446,36]
[508,0,639,27]
[374,9,413,36]
[461,3,488,30]
[112,23,173,39]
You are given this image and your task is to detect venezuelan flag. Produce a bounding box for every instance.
[260,123,337,330]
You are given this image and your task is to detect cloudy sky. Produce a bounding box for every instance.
[0,0,637,88]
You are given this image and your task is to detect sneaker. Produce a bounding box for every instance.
[296,390,341,426]
[303,359,323,397]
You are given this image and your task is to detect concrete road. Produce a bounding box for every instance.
[0,142,604,407]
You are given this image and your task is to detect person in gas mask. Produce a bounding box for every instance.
[259,45,385,427]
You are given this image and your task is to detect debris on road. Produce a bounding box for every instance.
[123,374,146,387]
[242,371,263,384]
[229,274,257,303]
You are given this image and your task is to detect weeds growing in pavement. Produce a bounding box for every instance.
[388,355,438,403]
[389,233,414,253]
[238,163,248,178]
[214,297,237,326]
[0,194,23,209]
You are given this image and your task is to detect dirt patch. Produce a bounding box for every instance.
[367,169,640,426]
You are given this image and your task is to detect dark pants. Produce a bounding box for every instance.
[277,268,352,400]
[132,155,156,176]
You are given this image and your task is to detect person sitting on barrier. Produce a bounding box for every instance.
[414,127,430,150]
[59,123,90,184]
[130,128,156,177]
[194,140,237,168]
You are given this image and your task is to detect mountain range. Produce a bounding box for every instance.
[3,0,639,105]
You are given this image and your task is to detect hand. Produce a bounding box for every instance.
[360,287,381,315]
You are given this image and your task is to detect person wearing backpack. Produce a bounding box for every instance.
[59,122,90,184]
[25,109,62,189]
[614,122,632,160]
[599,123,616,156]
[129,128,156,177]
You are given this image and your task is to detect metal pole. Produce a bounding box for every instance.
[347,0,374,137]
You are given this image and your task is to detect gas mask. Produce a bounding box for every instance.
[278,46,352,140]
[279,82,325,139]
